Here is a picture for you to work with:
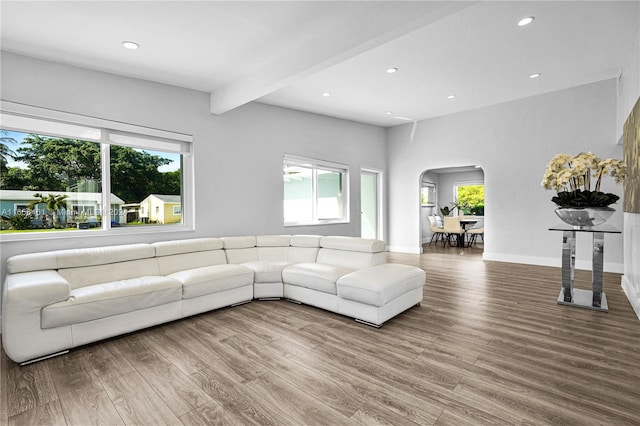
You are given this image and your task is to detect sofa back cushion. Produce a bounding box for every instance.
[256,235,290,260]
[320,236,386,253]
[316,236,387,269]
[59,258,161,290]
[316,249,386,269]
[7,243,154,274]
[256,235,290,247]
[222,236,258,264]
[288,235,321,262]
[153,238,227,275]
[152,238,223,257]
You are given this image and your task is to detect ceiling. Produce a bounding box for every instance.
[1,1,639,127]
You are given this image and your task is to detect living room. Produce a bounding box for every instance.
[1,1,639,425]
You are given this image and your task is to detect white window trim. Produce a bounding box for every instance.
[0,101,195,241]
[283,153,350,226]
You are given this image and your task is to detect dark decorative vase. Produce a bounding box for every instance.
[554,207,615,228]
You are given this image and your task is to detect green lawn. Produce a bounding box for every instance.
[0,227,78,234]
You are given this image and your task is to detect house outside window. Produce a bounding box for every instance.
[283,154,349,225]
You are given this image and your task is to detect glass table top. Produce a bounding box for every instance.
[548,223,621,234]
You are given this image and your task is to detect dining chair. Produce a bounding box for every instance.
[443,216,465,247]
[466,227,484,247]
[428,215,446,246]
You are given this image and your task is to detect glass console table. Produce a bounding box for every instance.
[549,223,621,312]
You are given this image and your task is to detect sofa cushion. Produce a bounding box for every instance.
[290,235,322,248]
[243,260,292,283]
[152,238,223,256]
[221,236,256,249]
[316,248,387,270]
[256,235,291,247]
[257,247,289,261]
[336,264,425,307]
[41,276,182,329]
[59,258,161,290]
[287,235,321,262]
[156,251,227,276]
[282,263,354,295]
[320,236,386,253]
[287,247,319,263]
[225,248,258,264]
[7,243,154,274]
[168,264,254,299]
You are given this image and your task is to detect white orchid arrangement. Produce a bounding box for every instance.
[541,152,627,207]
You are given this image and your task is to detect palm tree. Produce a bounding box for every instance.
[28,193,69,228]
[0,130,17,171]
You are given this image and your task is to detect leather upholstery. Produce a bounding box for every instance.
[169,264,254,299]
[282,263,354,294]
[2,234,425,363]
[42,276,182,328]
[337,264,425,307]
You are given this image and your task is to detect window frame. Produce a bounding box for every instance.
[283,154,349,226]
[454,180,485,215]
[0,101,194,241]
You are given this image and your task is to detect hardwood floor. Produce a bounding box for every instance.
[2,247,639,425]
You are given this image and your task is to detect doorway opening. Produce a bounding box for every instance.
[361,168,383,239]
[420,165,485,254]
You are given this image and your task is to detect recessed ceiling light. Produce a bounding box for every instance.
[529,73,541,79]
[447,95,456,99]
[385,111,393,115]
[122,41,139,50]
[517,16,535,27]
[386,67,398,74]
[322,92,331,97]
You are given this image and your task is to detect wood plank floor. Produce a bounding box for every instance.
[2,245,639,425]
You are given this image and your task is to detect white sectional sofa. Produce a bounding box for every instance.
[2,235,425,364]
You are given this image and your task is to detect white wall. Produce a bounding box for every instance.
[619,28,640,320]
[0,52,387,288]
[387,79,624,272]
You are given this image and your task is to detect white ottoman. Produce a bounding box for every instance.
[336,263,425,327]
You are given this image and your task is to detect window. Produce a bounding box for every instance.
[421,183,436,207]
[455,183,485,215]
[0,103,193,238]
[283,155,349,225]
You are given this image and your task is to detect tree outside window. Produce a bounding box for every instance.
[456,184,485,215]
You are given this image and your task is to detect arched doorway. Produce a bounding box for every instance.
[419,165,485,252]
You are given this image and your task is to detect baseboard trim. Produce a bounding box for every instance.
[482,252,624,274]
[621,275,640,320]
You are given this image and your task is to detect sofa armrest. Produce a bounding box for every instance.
[2,270,73,363]
[3,270,70,310]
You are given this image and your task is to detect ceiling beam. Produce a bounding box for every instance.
[209,1,477,115]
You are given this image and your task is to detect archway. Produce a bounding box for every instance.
[419,165,485,252]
